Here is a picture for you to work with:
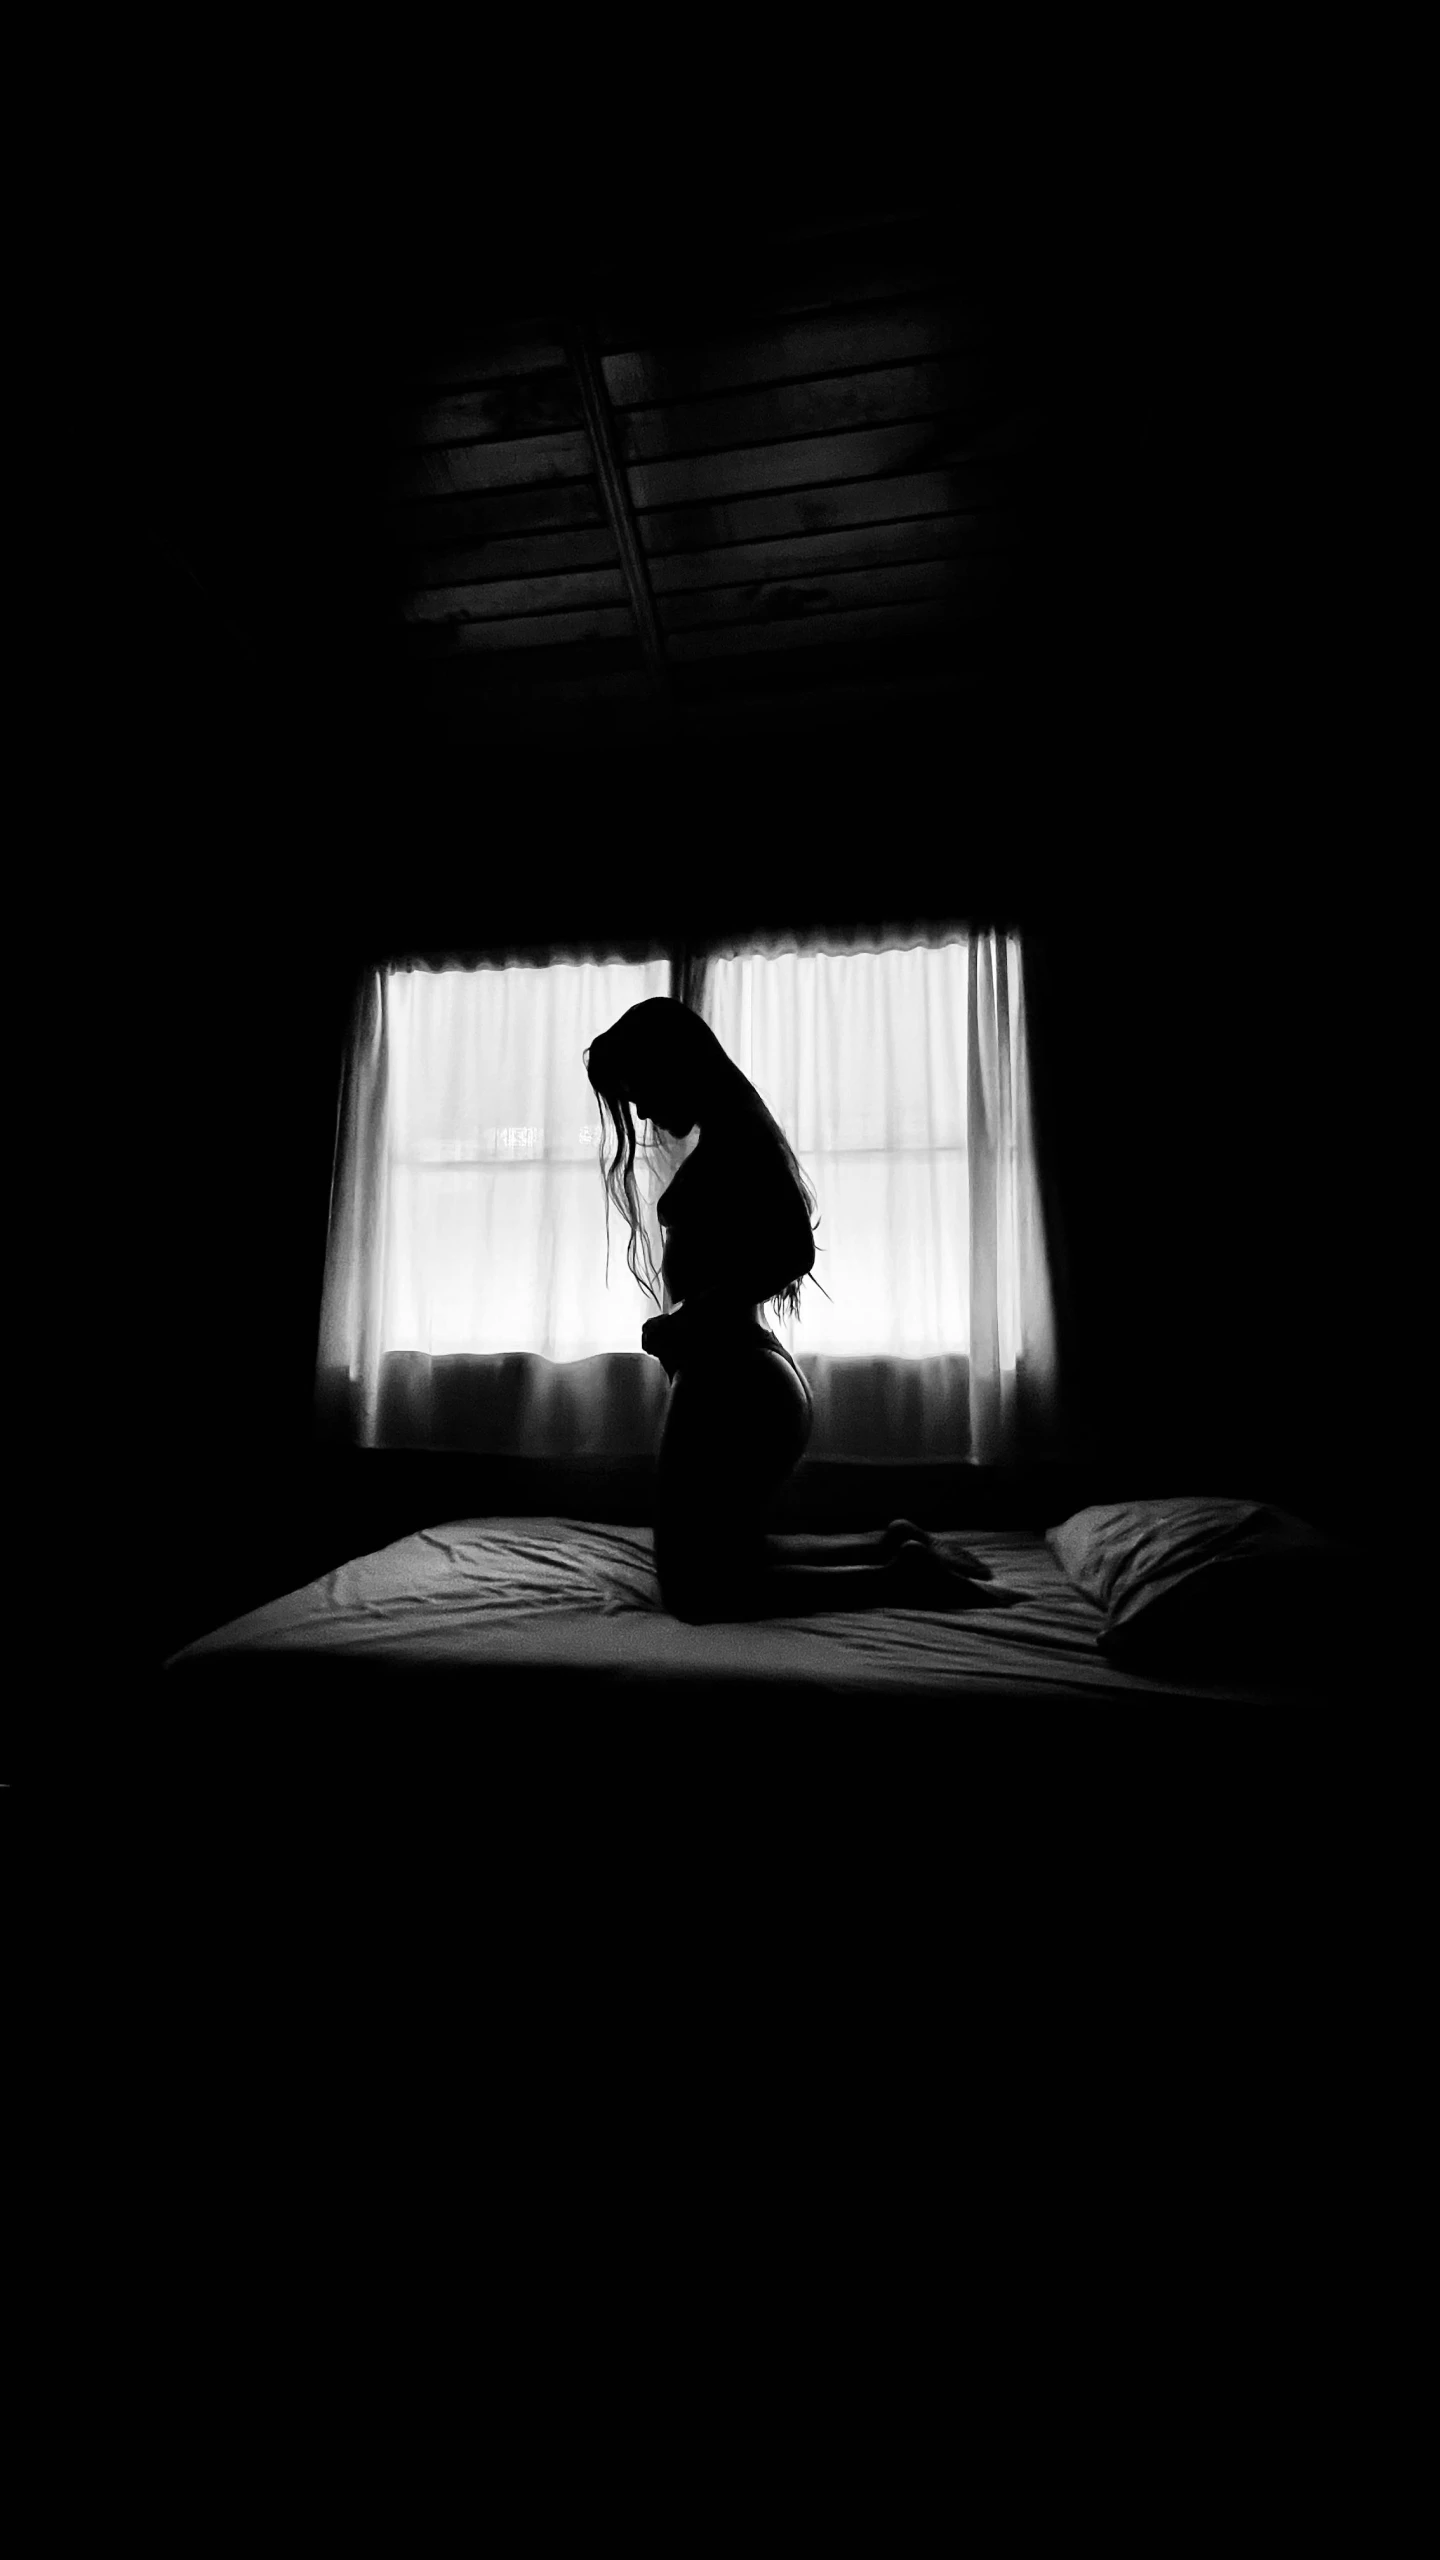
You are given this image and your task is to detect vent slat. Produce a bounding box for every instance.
[387,430,593,504]
[639,462,1021,557]
[629,413,1043,513]
[405,601,638,655]
[646,509,1021,599]
[404,567,630,625]
[616,357,998,467]
[399,526,621,590]
[657,553,1010,636]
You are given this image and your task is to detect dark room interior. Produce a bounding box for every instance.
[120,152,1398,1731]
[64,118,1419,2524]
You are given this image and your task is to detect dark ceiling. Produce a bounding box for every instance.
[132,174,1178,811]
[128,137,1368,923]
[376,200,1068,755]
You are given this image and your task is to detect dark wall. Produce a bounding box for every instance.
[1029,910,1365,1510]
[131,174,1388,1678]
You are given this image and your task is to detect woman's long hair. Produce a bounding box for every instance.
[583,996,829,1325]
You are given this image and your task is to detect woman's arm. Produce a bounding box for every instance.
[662,1289,758,1360]
[643,1292,753,1384]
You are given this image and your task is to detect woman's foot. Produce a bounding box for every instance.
[942,1541,994,1580]
[880,1518,993,1578]
[888,1541,1018,1610]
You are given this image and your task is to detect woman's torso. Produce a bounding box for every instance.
[657,1121,809,1389]
[656,1129,759,1326]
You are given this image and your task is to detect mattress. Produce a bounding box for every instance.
[162,1519,1331,1707]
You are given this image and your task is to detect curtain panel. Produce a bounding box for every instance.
[314,926,1065,1465]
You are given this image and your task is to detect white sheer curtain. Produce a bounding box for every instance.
[695,928,1059,1460]
[314,927,1061,1463]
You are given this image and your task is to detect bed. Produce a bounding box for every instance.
[161,1515,1341,1710]
[151,1510,1384,1931]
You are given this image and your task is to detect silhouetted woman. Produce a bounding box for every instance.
[585,996,996,1622]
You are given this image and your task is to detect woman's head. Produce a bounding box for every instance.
[582,996,821,1321]
[585,997,741,1137]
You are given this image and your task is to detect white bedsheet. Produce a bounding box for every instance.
[163,1520,1325,1705]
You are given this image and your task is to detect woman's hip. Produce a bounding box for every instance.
[658,1337,813,1481]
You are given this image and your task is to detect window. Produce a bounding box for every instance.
[316,928,1057,1462]
[376,955,674,1359]
[700,936,1028,1361]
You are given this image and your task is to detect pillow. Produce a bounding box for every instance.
[1045,1496,1362,1682]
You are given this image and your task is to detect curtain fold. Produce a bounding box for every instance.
[314,928,1067,1464]
[1007,929,1077,1455]
[314,965,394,1447]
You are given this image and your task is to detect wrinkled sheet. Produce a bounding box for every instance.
[163,1520,1326,1704]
